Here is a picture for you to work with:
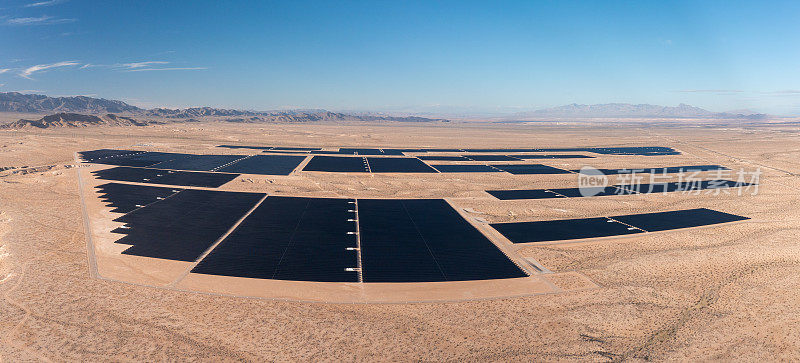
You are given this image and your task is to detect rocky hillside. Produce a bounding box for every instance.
[0,92,142,114]
[0,92,448,124]
[0,113,154,129]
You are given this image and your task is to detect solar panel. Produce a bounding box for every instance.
[491,217,642,243]
[216,155,306,175]
[430,164,501,173]
[465,155,522,161]
[95,183,182,214]
[611,208,749,232]
[359,199,527,282]
[92,167,239,188]
[112,189,264,261]
[192,197,359,282]
[150,154,245,171]
[303,156,369,172]
[416,155,471,161]
[492,164,572,174]
[365,157,439,173]
[491,208,749,243]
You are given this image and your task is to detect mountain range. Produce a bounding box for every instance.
[0,92,448,126]
[0,92,770,127]
[508,103,767,119]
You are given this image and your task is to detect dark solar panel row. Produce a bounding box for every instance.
[366,157,438,173]
[216,155,306,175]
[82,149,314,175]
[303,156,437,173]
[92,167,239,188]
[310,148,405,156]
[358,199,527,282]
[430,164,501,173]
[417,155,471,161]
[150,154,245,171]
[492,164,572,175]
[303,156,370,172]
[112,189,264,261]
[96,183,183,214]
[218,146,680,156]
[78,149,143,161]
[515,154,594,159]
[488,180,750,200]
[464,155,522,161]
[584,165,728,175]
[192,197,359,282]
[491,208,749,244]
[218,145,273,150]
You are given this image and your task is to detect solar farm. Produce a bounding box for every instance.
[2,121,795,360]
[76,139,755,302]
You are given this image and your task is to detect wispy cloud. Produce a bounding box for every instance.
[677,89,744,93]
[125,67,208,72]
[763,90,800,95]
[6,15,76,25]
[24,0,65,7]
[20,60,79,79]
[0,68,10,74]
[120,61,169,69]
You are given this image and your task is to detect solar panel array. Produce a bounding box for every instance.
[219,145,680,156]
[111,189,263,261]
[83,144,753,287]
[491,208,749,244]
[96,183,527,282]
[488,180,752,200]
[79,150,306,177]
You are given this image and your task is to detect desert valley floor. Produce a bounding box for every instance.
[0,120,798,360]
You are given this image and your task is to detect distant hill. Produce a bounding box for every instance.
[0,92,448,125]
[0,113,155,129]
[509,103,767,119]
[0,92,142,114]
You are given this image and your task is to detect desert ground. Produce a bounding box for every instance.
[0,120,798,361]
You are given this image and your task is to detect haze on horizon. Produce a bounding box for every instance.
[1,0,799,115]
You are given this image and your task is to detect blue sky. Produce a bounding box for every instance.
[1,0,799,115]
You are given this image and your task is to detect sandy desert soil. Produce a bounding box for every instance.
[0,120,798,361]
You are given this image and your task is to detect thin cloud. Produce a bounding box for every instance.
[120,61,169,69]
[0,68,10,74]
[7,15,76,25]
[677,89,744,93]
[125,67,208,72]
[764,90,800,95]
[25,0,65,7]
[20,60,79,79]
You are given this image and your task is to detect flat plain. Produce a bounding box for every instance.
[0,119,798,360]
